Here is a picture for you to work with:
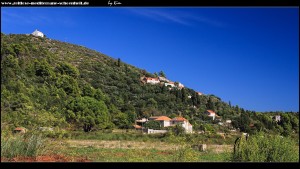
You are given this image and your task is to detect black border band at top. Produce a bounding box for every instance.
[0,0,299,7]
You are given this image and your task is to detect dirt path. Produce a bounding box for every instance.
[65,140,233,153]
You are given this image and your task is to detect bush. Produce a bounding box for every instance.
[232,132,299,162]
[43,129,70,139]
[1,134,45,158]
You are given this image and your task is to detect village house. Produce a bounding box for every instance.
[272,115,281,122]
[136,116,170,134]
[134,118,148,130]
[14,127,27,134]
[225,119,233,128]
[196,92,203,96]
[135,115,193,134]
[152,116,172,128]
[158,76,170,82]
[164,82,175,88]
[204,110,216,120]
[177,82,184,89]
[31,29,44,37]
[144,77,160,84]
[170,116,193,133]
[225,120,232,124]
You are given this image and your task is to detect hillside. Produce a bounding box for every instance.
[1,33,298,135]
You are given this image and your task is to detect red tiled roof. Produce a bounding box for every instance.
[14,127,25,131]
[154,116,171,121]
[133,125,142,129]
[206,110,215,115]
[146,77,159,81]
[171,116,187,122]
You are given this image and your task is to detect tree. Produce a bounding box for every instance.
[113,112,130,129]
[94,88,106,102]
[144,120,161,130]
[147,98,157,108]
[191,92,198,106]
[181,88,187,103]
[158,70,166,77]
[239,111,251,132]
[126,111,137,124]
[280,114,292,136]
[65,96,110,132]
[170,124,185,135]
[56,62,79,78]
[34,59,55,79]
[82,83,95,97]
[206,97,215,111]
[117,58,121,67]
[55,75,80,96]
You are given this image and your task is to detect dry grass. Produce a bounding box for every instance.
[208,145,233,153]
[66,140,178,150]
[65,139,233,153]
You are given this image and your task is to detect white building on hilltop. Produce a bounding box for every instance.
[31,29,44,37]
[177,82,184,89]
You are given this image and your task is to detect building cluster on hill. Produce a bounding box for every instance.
[134,115,193,134]
[134,110,222,134]
[141,76,185,90]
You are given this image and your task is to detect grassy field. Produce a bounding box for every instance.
[1,130,298,162]
[48,139,232,162]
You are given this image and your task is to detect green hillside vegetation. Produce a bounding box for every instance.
[1,33,299,137]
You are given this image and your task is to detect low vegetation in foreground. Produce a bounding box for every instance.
[1,130,298,162]
[232,132,299,162]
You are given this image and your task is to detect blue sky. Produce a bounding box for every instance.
[1,7,299,112]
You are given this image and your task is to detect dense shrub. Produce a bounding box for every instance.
[232,132,299,162]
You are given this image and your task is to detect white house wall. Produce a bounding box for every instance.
[164,121,171,127]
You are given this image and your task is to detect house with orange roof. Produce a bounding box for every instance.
[134,118,148,130]
[204,110,216,120]
[137,115,193,134]
[154,116,172,127]
[196,92,203,96]
[170,116,193,133]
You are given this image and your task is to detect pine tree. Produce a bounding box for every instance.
[117,58,121,67]
[158,70,166,77]
[207,97,215,111]
[181,88,187,103]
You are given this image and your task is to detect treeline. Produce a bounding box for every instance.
[1,33,298,136]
